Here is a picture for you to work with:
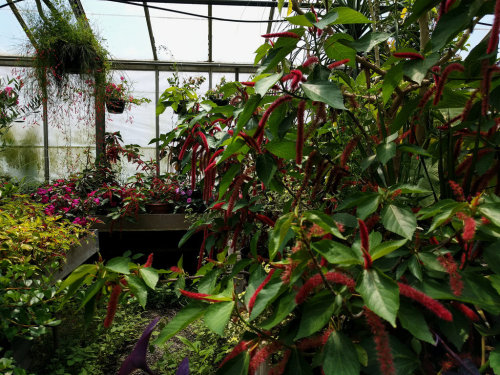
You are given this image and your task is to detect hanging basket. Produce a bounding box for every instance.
[106,99,126,114]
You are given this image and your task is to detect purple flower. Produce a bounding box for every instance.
[186,198,192,203]
[181,191,186,196]
[176,358,189,375]
[118,317,161,375]
[187,189,193,196]
[37,188,47,195]
[175,188,180,194]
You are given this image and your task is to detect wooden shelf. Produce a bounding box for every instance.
[91,214,190,232]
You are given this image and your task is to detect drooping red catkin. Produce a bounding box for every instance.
[239,131,262,153]
[327,59,350,69]
[364,307,396,375]
[178,134,193,160]
[290,70,304,90]
[433,63,465,105]
[292,150,317,207]
[241,81,256,86]
[295,271,356,304]
[249,342,281,375]
[143,253,154,268]
[462,217,476,242]
[248,269,276,314]
[302,56,319,68]
[262,32,300,39]
[103,284,122,328]
[358,219,373,269]
[340,136,360,168]
[418,85,436,109]
[191,144,199,191]
[437,253,463,296]
[487,0,500,54]
[226,174,246,221]
[450,302,480,322]
[455,148,491,176]
[196,131,209,151]
[179,289,222,303]
[481,65,500,115]
[449,180,465,201]
[197,227,208,270]
[296,100,306,165]
[393,52,425,60]
[398,282,453,321]
[255,214,275,227]
[219,341,250,368]
[254,95,293,142]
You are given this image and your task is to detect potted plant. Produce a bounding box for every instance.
[105,76,151,114]
[157,74,205,116]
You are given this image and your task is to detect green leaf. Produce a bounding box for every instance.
[269,213,294,260]
[234,95,261,135]
[376,142,396,165]
[403,54,439,85]
[284,349,313,375]
[391,184,430,194]
[356,195,381,221]
[479,204,500,227]
[302,82,346,110]
[405,0,440,25]
[382,65,403,105]
[154,302,206,346]
[323,331,361,375]
[249,277,284,321]
[259,44,298,74]
[398,144,432,157]
[490,347,500,374]
[312,240,362,266]
[244,265,266,307]
[198,268,222,294]
[382,205,416,240]
[295,291,336,340]
[265,139,296,160]
[204,301,234,336]
[398,302,434,344]
[126,275,148,308]
[254,72,283,97]
[371,239,408,261]
[346,32,391,53]
[59,264,97,291]
[78,278,105,311]
[218,164,240,200]
[303,210,345,239]
[216,351,250,375]
[356,269,399,327]
[256,153,278,188]
[483,240,500,274]
[314,11,339,29]
[287,14,314,27]
[139,267,159,289]
[105,257,131,274]
[332,7,372,24]
[260,292,297,330]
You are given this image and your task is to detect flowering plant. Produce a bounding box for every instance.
[105,76,151,106]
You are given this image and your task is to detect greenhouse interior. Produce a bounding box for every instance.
[1,0,500,373]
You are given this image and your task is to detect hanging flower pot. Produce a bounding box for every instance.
[106,99,126,114]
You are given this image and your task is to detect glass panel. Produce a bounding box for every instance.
[83,0,152,60]
[0,3,29,55]
[150,4,208,62]
[212,5,270,63]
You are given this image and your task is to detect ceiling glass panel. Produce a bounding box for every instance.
[212,5,272,63]
[150,4,208,62]
[0,1,31,55]
[83,0,152,60]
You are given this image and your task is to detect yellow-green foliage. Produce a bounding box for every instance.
[0,194,89,267]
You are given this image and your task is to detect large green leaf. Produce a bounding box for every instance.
[287,14,315,27]
[154,302,206,345]
[371,239,408,261]
[303,210,345,239]
[323,332,361,375]
[398,144,432,157]
[265,139,296,160]
[295,291,336,340]
[125,275,148,308]
[216,351,249,375]
[254,72,283,97]
[398,302,434,344]
[376,142,396,165]
[259,44,298,74]
[234,94,261,135]
[346,32,391,53]
[382,65,403,105]
[312,240,362,266]
[479,204,500,227]
[218,164,240,200]
[356,195,381,221]
[105,257,131,274]
[260,292,297,330]
[382,205,416,240]
[283,349,313,375]
[403,54,439,85]
[301,82,346,110]
[59,264,97,291]
[332,7,372,24]
[249,277,284,321]
[139,267,159,290]
[204,301,234,336]
[78,278,105,311]
[490,347,500,374]
[256,153,277,188]
[356,269,399,327]
[269,213,294,260]
[314,11,339,29]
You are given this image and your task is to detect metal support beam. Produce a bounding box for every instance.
[68,0,87,21]
[6,0,38,48]
[143,1,158,60]
[208,2,213,62]
[0,56,258,73]
[119,0,308,7]
[42,89,49,182]
[155,69,160,175]
[266,1,275,35]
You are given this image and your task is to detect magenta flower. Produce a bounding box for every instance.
[4,86,13,96]
[41,195,49,203]
[94,198,100,204]
[187,198,192,203]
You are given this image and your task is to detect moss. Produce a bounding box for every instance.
[0,128,41,176]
